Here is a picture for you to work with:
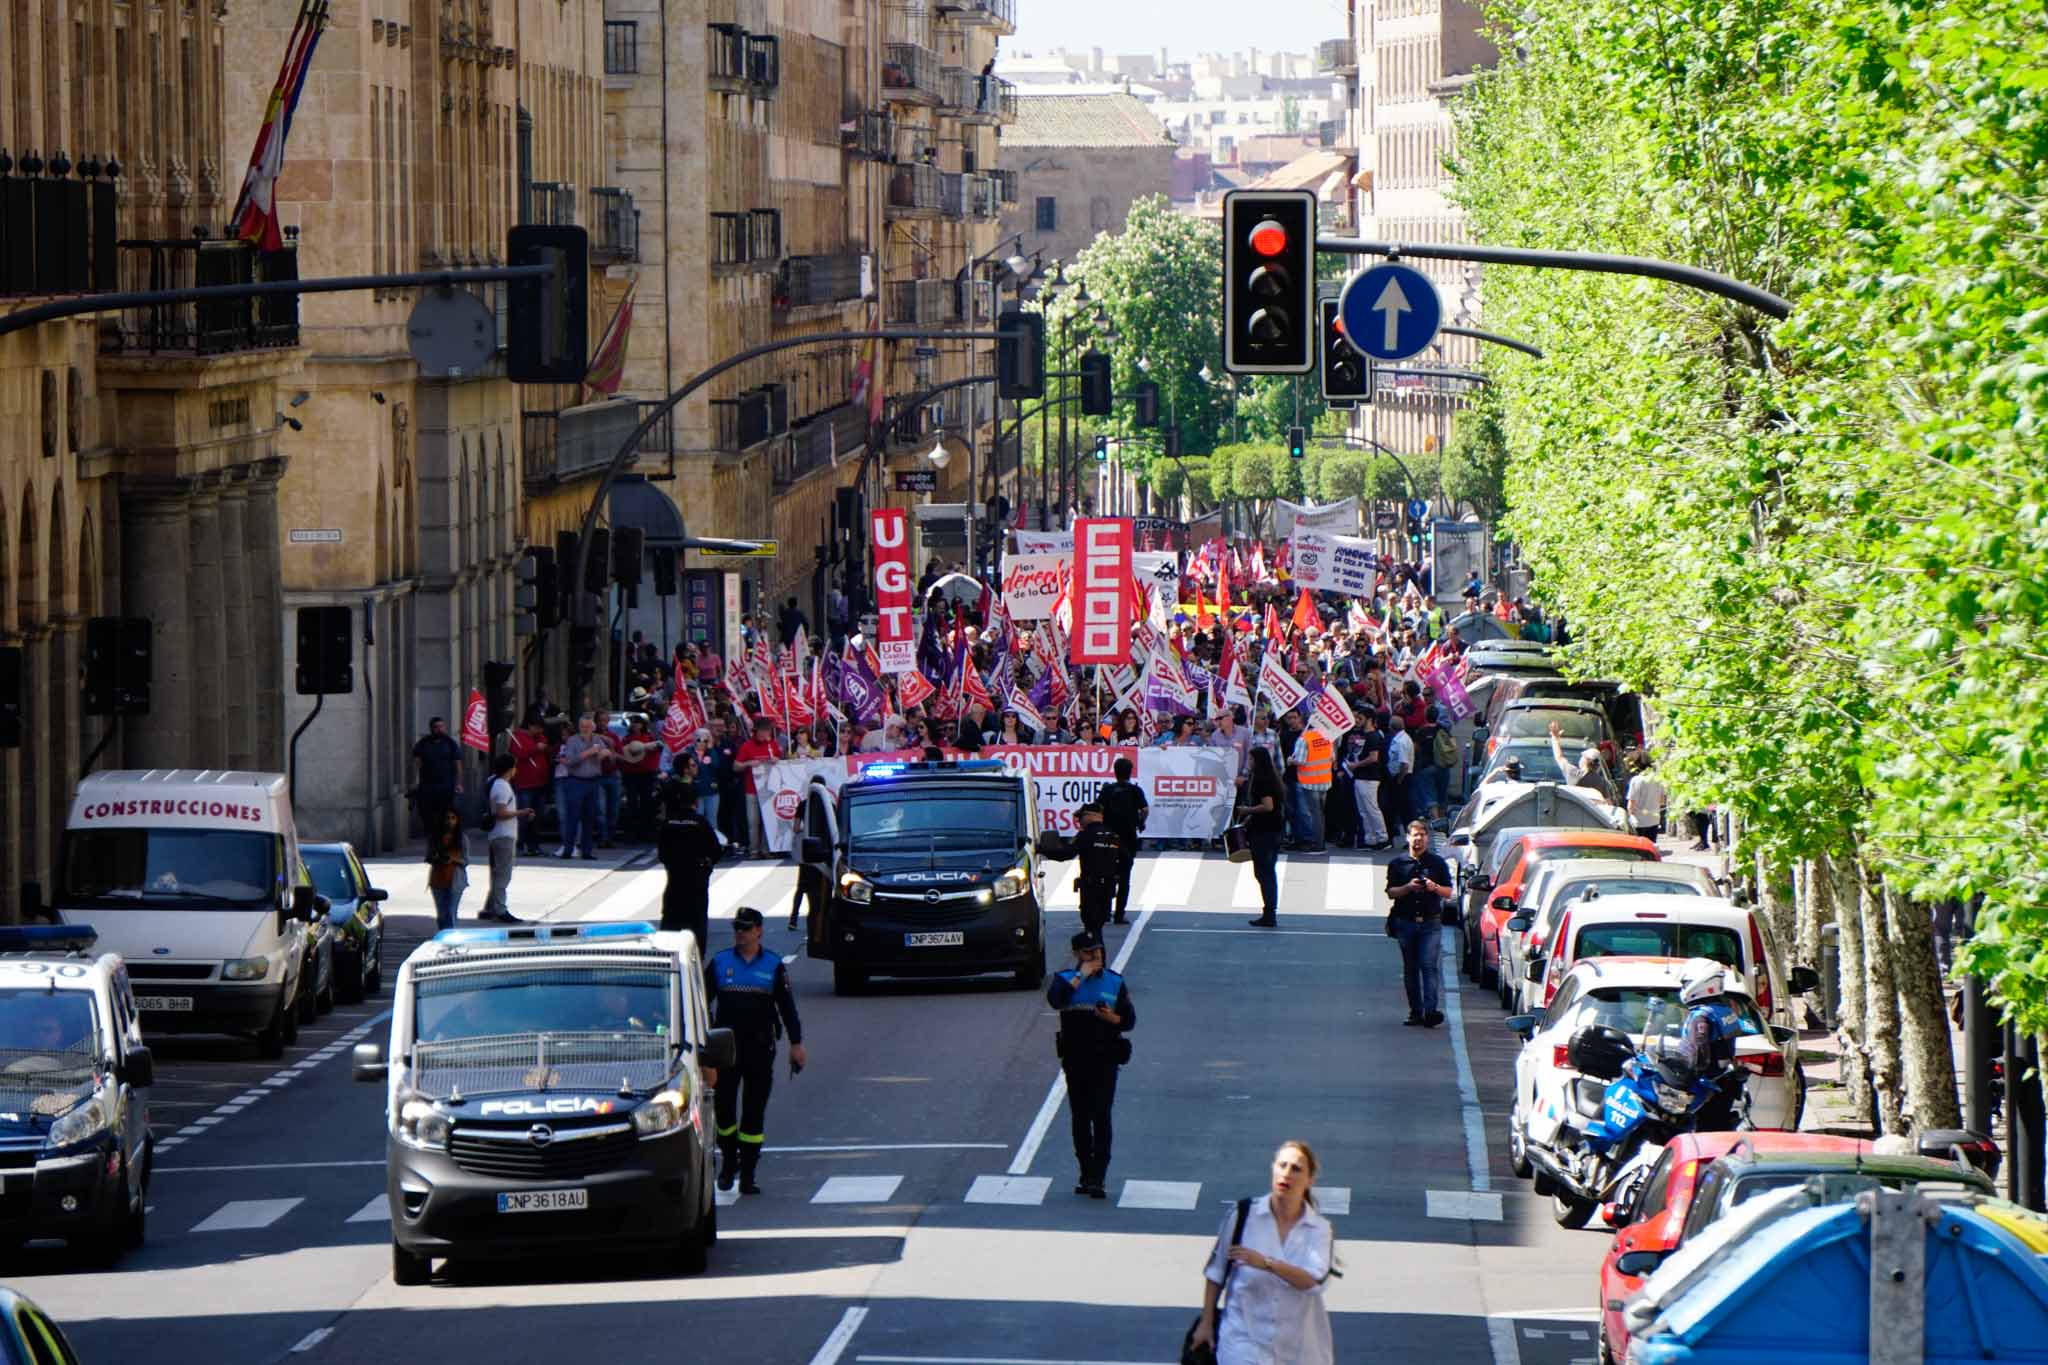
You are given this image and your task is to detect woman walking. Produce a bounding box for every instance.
[1239,747,1287,927]
[425,806,472,931]
[1189,1140,1336,1365]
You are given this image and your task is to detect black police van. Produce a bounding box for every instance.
[803,760,1048,995]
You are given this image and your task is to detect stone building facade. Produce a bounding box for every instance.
[997,93,1173,269]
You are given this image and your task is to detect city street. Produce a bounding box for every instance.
[8,848,1606,1365]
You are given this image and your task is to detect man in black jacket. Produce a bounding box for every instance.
[1385,819,1453,1027]
[1040,804,1126,939]
[1045,929,1136,1197]
[1096,758,1148,924]
[657,786,721,950]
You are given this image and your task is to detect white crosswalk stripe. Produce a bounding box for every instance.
[963,1174,1051,1205]
[1136,853,1203,909]
[191,1198,303,1232]
[346,1195,390,1223]
[1118,1179,1202,1210]
[812,1175,903,1204]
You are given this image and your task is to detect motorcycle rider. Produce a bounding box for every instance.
[1675,959,1751,1131]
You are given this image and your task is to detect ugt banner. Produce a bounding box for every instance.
[1071,517,1132,665]
[870,508,914,674]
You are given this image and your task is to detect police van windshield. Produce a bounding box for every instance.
[0,992,96,1054]
[60,829,279,906]
[845,792,1019,845]
[414,967,672,1044]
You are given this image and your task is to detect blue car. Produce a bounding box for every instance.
[301,843,388,1003]
[0,1288,80,1363]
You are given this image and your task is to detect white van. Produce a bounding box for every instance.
[43,771,316,1057]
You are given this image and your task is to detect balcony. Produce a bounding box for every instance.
[955,73,1018,125]
[0,154,122,298]
[713,383,788,453]
[525,181,576,226]
[710,23,780,94]
[937,0,1016,33]
[966,173,1001,221]
[775,403,866,487]
[882,42,943,105]
[103,235,301,357]
[886,163,943,218]
[710,209,782,272]
[604,20,638,77]
[776,251,866,312]
[886,278,960,328]
[938,171,966,219]
[843,109,896,161]
[522,396,646,490]
[590,188,640,263]
[988,167,1019,206]
[1316,38,1357,73]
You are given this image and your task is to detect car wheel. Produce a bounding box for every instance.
[335,948,363,1005]
[392,1240,432,1286]
[1507,1111,1533,1180]
[316,965,336,1016]
[297,974,319,1024]
[1552,1191,1595,1229]
[256,997,290,1059]
[365,946,384,997]
[832,962,867,996]
[1479,955,1497,991]
[122,1175,147,1252]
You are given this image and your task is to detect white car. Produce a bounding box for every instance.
[1498,861,1721,1011]
[1506,957,1802,1220]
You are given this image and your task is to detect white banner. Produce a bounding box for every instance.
[1306,685,1356,740]
[1274,497,1359,539]
[1000,553,1066,621]
[1256,654,1310,716]
[751,745,1241,851]
[1133,550,1178,631]
[1013,529,1073,555]
[1290,528,1380,597]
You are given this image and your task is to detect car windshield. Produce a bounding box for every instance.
[1500,710,1606,743]
[1576,922,1744,969]
[1569,986,1766,1042]
[1484,744,1617,800]
[0,992,99,1121]
[303,850,358,902]
[1555,879,1702,907]
[414,967,673,1043]
[59,829,279,906]
[845,792,1019,846]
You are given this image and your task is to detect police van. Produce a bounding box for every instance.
[352,920,735,1285]
[48,771,319,1056]
[0,925,155,1262]
[803,760,1048,995]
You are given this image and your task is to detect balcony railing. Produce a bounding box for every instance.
[967,174,1001,221]
[938,0,1016,30]
[746,33,780,89]
[711,209,782,269]
[0,154,122,298]
[591,187,639,263]
[954,73,1017,124]
[938,170,965,218]
[104,235,301,356]
[604,20,638,75]
[713,384,788,453]
[525,181,576,226]
[635,401,673,458]
[844,109,896,161]
[989,167,1019,206]
[1316,38,1357,72]
[523,396,646,489]
[776,251,866,311]
[710,23,779,92]
[885,278,960,327]
[886,163,944,217]
[775,402,865,487]
[882,42,943,104]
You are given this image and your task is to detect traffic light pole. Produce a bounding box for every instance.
[1439,326,1544,359]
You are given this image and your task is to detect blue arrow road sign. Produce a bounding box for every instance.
[1407,498,1429,524]
[1339,263,1443,363]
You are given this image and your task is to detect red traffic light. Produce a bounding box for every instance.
[1249,220,1288,258]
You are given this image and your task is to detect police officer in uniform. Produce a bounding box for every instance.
[1096,759,1148,924]
[704,907,806,1194]
[657,785,721,949]
[1677,960,1750,1131]
[1040,803,1126,939]
[1046,929,1136,1197]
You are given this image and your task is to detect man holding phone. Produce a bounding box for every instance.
[1046,930,1137,1198]
[1385,820,1453,1028]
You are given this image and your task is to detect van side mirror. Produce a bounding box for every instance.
[1770,1025,1797,1046]
[123,1046,155,1089]
[352,1041,387,1083]
[1504,1014,1538,1040]
[1615,1250,1667,1278]
[365,887,391,904]
[1525,957,1547,983]
[1787,965,1821,994]
[702,1027,738,1072]
[1491,895,1517,913]
[1507,913,1535,934]
[313,894,332,920]
[292,885,318,920]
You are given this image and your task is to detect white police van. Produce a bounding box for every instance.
[353,920,736,1285]
[0,925,155,1262]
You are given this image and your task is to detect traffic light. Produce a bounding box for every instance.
[1094,435,1109,464]
[529,545,559,628]
[1222,189,1317,376]
[1079,351,1113,416]
[483,659,517,736]
[1287,425,1306,460]
[83,616,151,715]
[514,551,542,636]
[611,525,644,586]
[295,605,355,696]
[506,226,590,385]
[998,308,1046,400]
[1163,424,1181,459]
[1320,297,1367,405]
[1133,380,1160,428]
[651,546,678,598]
[570,624,599,684]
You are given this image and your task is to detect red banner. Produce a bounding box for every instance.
[871,508,914,675]
[1071,517,1133,665]
[460,689,490,752]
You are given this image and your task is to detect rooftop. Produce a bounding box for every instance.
[1004,92,1172,149]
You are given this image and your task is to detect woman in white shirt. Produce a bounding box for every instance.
[1191,1140,1336,1365]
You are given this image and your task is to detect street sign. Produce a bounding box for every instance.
[1407,498,1429,524]
[408,287,498,379]
[894,470,938,492]
[1339,263,1442,364]
[695,540,779,559]
[1374,507,1399,531]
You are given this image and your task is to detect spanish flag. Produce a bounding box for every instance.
[581,274,638,402]
[229,0,330,251]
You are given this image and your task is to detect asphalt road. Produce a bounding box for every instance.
[7,846,1609,1365]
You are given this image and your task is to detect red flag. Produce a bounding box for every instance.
[1218,557,1232,618]
[659,697,691,755]
[1264,602,1287,646]
[1291,589,1319,637]
[460,690,490,752]
[580,275,638,402]
[899,669,938,712]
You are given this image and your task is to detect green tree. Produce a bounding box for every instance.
[1441,392,1510,522]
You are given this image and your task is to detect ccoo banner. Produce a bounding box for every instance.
[1001,553,1066,622]
[870,508,915,674]
[1289,529,1380,597]
[1071,518,1132,665]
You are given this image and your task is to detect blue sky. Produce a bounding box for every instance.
[1006,0,1342,60]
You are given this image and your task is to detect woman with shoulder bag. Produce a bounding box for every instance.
[1186,1140,1336,1365]
[425,806,472,931]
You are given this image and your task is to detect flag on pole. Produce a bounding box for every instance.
[460,689,490,752]
[229,0,330,251]
[1291,588,1320,637]
[580,274,638,401]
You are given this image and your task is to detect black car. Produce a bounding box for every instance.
[302,843,388,1003]
[804,760,1048,995]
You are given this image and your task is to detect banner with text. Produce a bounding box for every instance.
[1000,553,1066,622]
[1289,528,1380,597]
[1013,529,1073,555]
[1274,497,1360,539]
[871,508,915,674]
[1071,518,1133,665]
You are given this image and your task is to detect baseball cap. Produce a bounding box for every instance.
[1071,930,1104,953]
[733,907,765,929]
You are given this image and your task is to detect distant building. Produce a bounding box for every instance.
[998,93,1175,266]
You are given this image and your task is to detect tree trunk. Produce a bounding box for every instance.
[1823,848,1872,1121]
[1858,858,1907,1135]
[1794,858,1824,990]
[1885,884,1961,1132]
[1755,851,1797,981]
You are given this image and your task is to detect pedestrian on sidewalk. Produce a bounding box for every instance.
[657,785,721,949]
[1386,820,1452,1027]
[733,718,783,858]
[1239,747,1287,927]
[620,717,663,841]
[1046,929,1136,1198]
[1289,725,1334,853]
[508,713,554,857]
[1189,1140,1336,1365]
[555,715,609,861]
[411,717,464,839]
[592,708,625,848]
[425,807,472,931]
[1624,752,1667,842]
[480,754,529,922]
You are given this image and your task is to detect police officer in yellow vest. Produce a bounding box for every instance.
[1289,726,1335,853]
[704,907,805,1195]
[1046,929,1136,1198]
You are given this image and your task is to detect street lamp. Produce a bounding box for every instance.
[926,437,951,470]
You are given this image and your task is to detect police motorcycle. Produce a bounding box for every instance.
[1539,968,1753,1228]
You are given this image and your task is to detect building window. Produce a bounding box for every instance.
[1035,196,1057,232]
[1090,196,1110,231]
[40,370,58,459]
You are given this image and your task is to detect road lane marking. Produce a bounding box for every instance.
[156,1160,387,1174]
[1441,924,1491,1192]
[291,1328,334,1353]
[714,1185,740,1206]
[709,863,787,919]
[573,868,667,922]
[1230,858,1263,909]
[1116,1180,1200,1210]
[1317,1186,1351,1215]
[1008,907,1153,1177]
[777,1143,1007,1153]
[1150,928,1375,936]
[191,1197,304,1231]
[812,1176,904,1204]
[1487,1317,1522,1365]
[1426,1189,1504,1221]
[346,1196,389,1223]
[854,1359,1178,1365]
[1135,855,1201,909]
[964,1175,1051,1205]
[808,1306,868,1365]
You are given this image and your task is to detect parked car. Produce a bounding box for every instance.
[1501,860,1720,1011]
[1482,675,1645,754]
[1469,830,1660,988]
[301,842,389,1003]
[1487,699,1619,769]
[0,1288,82,1364]
[293,860,335,1022]
[1477,739,1622,804]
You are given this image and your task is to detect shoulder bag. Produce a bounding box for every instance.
[1182,1197,1253,1365]
[1223,822,1252,864]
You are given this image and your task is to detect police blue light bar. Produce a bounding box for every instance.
[864,763,908,778]
[0,925,98,952]
[431,921,658,946]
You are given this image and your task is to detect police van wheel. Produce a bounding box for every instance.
[297,976,320,1024]
[1012,962,1043,990]
[255,1000,290,1059]
[392,1241,432,1286]
[833,963,867,996]
[674,1211,711,1275]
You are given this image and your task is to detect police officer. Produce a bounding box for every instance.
[1677,959,1749,1131]
[1046,929,1135,1197]
[657,785,721,949]
[704,907,806,1194]
[1040,803,1126,939]
[1096,759,1148,924]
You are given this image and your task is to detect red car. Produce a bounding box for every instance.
[1596,1133,1882,1364]
[1476,830,1659,988]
